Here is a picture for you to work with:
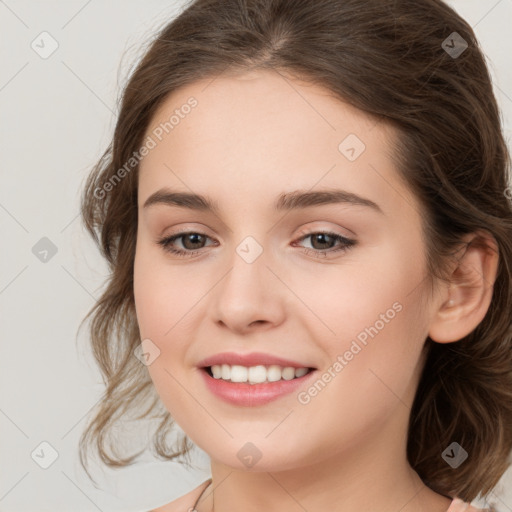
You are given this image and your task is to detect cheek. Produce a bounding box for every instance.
[133,239,197,340]
[292,299,427,458]
[290,237,427,351]
[133,243,206,421]
[295,239,429,413]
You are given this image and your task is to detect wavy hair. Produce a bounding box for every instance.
[79,0,512,501]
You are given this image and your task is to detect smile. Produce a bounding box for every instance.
[199,363,317,406]
[207,364,311,383]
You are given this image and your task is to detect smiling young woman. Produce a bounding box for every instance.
[78,1,512,511]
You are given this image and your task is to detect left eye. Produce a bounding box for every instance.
[156,230,356,258]
[294,231,355,253]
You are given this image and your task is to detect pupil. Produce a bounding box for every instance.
[185,233,203,249]
[312,233,331,250]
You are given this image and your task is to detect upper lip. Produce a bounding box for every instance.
[198,352,315,369]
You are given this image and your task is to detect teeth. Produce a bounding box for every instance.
[209,364,310,384]
[294,367,309,378]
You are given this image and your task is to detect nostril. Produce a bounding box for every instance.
[249,320,266,327]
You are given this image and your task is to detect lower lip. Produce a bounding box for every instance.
[199,368,316,406]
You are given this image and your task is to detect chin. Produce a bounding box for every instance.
[196,437,317,473]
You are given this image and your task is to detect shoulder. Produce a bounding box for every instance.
[148,479,211,512]
[447,498,493,512]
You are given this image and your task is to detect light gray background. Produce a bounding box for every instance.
[1,1,511,511]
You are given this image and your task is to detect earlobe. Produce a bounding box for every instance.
[428,231,499,344]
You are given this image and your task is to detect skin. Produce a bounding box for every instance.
[133,69,498,512]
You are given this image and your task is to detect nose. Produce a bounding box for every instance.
[209,244,287,334]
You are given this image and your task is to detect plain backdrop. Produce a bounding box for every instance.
[1,1,511,511]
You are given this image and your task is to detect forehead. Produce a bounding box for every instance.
[138,69,417,219]
[143,68,381,155]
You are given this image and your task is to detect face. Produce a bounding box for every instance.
[134,69,435,472]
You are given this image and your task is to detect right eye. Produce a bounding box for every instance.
[157,231,217,257]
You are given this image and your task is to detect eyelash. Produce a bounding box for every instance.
[156,229,357,259]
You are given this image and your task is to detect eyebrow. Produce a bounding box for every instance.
[142,187,383,214]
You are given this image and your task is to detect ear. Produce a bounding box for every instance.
[428,231,499,344]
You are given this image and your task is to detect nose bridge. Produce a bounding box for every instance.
[211,230,285,330]
[222,232,269,299]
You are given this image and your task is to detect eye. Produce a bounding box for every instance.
[157,231,216,257]
[292,229,357,258]
[156,229,357,259]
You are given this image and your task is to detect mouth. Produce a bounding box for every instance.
[202,364,315,384]
[199,362,318,406]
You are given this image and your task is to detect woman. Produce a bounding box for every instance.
[79,1,512,510]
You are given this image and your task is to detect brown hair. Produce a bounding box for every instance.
[79,0,512,501]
